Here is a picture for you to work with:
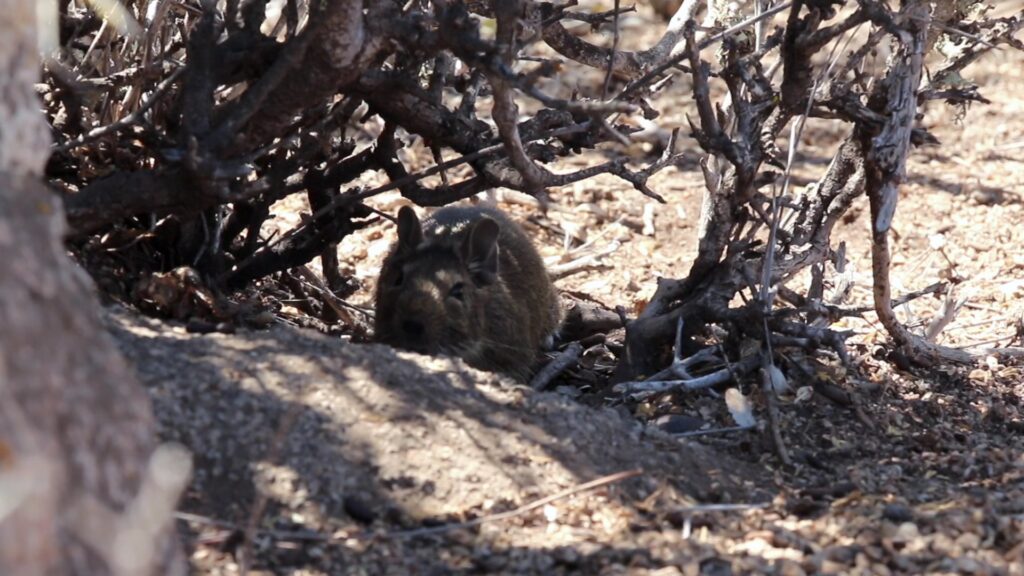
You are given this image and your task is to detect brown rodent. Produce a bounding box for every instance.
[374,205,561,382]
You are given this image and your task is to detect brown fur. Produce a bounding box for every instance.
[374,205,561,382]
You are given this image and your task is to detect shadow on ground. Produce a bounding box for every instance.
[105,306,765,574]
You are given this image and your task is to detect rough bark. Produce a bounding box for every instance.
[230,0,387,151]
[862,1,972,365]
[0,2,186,574]
[63,169,200,237]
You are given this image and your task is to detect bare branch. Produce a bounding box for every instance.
[861,1,973,365]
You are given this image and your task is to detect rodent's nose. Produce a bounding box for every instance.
[402,319,425,340]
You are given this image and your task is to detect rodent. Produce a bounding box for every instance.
[374,205,561,382]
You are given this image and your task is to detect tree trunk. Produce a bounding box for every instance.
[0,2,186,574]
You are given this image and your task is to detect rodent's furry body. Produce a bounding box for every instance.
[374,205,561,382]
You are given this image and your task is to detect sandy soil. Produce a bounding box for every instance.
[99,2,1024,574]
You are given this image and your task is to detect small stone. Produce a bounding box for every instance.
[824,545,859,564]
[214,322,236,334]
[889,522,920,544]
[882,503,914,523]
[955,531,981,550]
[342,494,377,524]
[655,414,706,434]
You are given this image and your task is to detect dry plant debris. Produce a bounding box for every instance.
[31,0,1024,573]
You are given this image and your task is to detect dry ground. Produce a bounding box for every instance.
[103,2,1024,574]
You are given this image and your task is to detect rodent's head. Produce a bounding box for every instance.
[374,206,501,357]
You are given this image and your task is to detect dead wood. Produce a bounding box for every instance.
[615,0,1019,382]
[531,342,585,391]
[35,0,1024,468]
[860,1,973,366]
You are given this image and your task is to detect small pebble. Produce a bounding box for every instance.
[882,503,914,523]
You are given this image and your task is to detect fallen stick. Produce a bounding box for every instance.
[672,502,769,513]
[548,241,621,279]
[670,424,753,438]
[384,468,643,540]
[531,342,584,391]
[176,468,645,544]
[613,356,760,395]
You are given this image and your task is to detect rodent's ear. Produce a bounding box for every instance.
[396,206,423,253]
[462,217,500,286]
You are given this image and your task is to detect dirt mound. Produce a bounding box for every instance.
[105,307,761,574]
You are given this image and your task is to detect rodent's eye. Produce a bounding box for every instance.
[392,269,405,287]
[448,282,465,301]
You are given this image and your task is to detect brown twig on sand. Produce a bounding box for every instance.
[178,468,644,546]
[384,468,644,539]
